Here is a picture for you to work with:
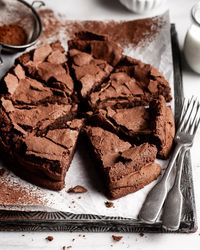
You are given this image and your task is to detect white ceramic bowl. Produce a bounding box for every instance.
[119,0,164,13]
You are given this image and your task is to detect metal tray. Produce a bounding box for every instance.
[0,24,197,233]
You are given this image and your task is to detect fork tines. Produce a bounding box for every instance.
[178,96,200,135]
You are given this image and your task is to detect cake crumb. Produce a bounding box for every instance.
[112,235,123,241]
[139,232,144,237]
[105,201,114,208]
[46,236,54,241]
[72,239,75,242]
[67,185,87,193]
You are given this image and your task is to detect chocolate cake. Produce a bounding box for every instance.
[88,95,175,159]
[0,42,83,190]
[68,31,123,67]
[89,56,172,110]
[149,95,175,159]
[16,41,74,96]
[68,49,113,98]
[68,31,123,99]
[0,32,174,198]
[84,126,161,199]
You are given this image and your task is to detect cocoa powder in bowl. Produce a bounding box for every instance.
[0,23,27,46]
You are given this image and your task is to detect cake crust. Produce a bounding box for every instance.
[0,42,83,191]
[88,56,172,110]
[85,126,161,199]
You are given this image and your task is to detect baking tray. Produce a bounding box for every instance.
[0,24,197,233]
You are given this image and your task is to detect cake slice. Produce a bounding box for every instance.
[11,119,84,190]
[116,56,172,102]
[16,41,74,96]
[88,56,172,110]
[68,48,113,98]
[0,42,83,191]
[88,105,151,145]
[149,95,175,159]
[68,31,123,67]
[88,95,175,159]
[68,31,123,99]
[84,126,161,199]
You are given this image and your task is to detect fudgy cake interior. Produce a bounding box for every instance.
[84,126,161,199]
[0,31,174,198]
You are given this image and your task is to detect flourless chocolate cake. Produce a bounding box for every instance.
[84,126,161,199]
[0,31,174,198]
[68,31,123,99]
[89,56,172,110]
[68,48,113,98]
[0,42,83,190]
[88,95,175,159]
[68,31,123,67]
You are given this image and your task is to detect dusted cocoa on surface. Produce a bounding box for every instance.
[39,9,164,48]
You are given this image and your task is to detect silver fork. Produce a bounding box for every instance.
[138,97,200,224]
[161,147,189,231]
[162,104,200,231]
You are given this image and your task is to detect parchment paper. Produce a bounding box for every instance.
[0,10,174,219]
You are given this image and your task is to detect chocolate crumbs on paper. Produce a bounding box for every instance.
[67,185,88,193]
[105,201,114,208]
[112,235,123,241]
[46,236,54,241]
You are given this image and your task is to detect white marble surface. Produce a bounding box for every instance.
[1,0,200,249]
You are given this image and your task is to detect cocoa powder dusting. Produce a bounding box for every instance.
[38,9,164,48]
[0,24,27,46]
[0,178,44,205]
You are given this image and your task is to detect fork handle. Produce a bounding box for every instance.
[138,144,182,223]
[162,148,188,231]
